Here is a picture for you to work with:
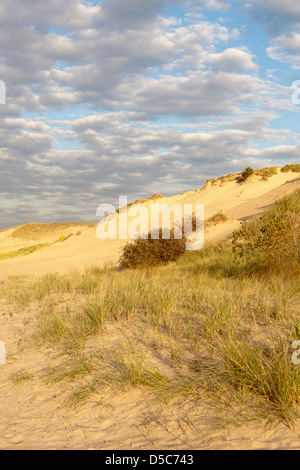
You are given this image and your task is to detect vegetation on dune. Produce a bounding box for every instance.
[8,222,95,241]
[0,224,89,261]
[0,243,51,261]
[239,166,255,183]
[116,194,164,214]
[205,212,228,227]
[233,189,300,272]
[6,229,297,425]
[281,164,300,173]
[204,163,299,189]
[119,230,187,269]
[1,185,300,432]
[119,210,230,269]
[255,166,278,180]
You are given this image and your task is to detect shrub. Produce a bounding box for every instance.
[239,166,255,183]
[255,166,278,180]
[281,164,300,173]
[119,229,187,269]
[233,190,300,271]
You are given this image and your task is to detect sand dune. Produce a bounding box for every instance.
[0,168,300,451]
[0,169,299,278]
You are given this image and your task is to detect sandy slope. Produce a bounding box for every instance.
[1,288,300,450]
[0,169,300,450]
[0,170,299,278]
[1,295,300,451]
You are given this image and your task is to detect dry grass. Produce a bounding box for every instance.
[0,243,51,261]
[1,243,299,425]
[281,164,300,174]
[205,212,228,227]
[1,190,300,429]
[5,222,95,241]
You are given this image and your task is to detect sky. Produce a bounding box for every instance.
[0,0,300,229]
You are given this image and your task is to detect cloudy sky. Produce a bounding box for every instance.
[0,0,299,229]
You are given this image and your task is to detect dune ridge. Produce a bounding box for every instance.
[0,168,299,278]
[0,166,299,450]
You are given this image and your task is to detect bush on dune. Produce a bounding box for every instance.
[281,164,300,173]
[119,213,202,269]
[119,230,187,269]
[232,189,300,272]
[239,166,255,183]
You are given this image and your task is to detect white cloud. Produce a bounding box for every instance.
[0,0,298,228]
[267,33,300,68]
[207,48,258,71]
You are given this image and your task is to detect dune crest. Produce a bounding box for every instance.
[0,168,299,278]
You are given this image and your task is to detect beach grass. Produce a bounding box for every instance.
[1,189,300,427]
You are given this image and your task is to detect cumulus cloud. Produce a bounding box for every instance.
[267,33,300,68]
[207,48,258,71]
[0,0,298,228]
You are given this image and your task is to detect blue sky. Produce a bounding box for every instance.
[0,0,299,228]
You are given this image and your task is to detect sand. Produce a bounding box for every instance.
[1,299,300,450]
[0,170,299,279]
[0,169,300,450]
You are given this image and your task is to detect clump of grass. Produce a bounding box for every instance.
[55,233,73,243]
[33,306,73,347]
[255,166,278,180]
[281,164,300,173]
[216,336,300,425]
[144,287,174,327]
[0,243,51,261]
[64,344,170,408]
[203,173,237,188]
[44,356,95,385]
[79,298,108,335]
[206,212,228,227]
[10,370,34,387]
[100,346,169,390]
[239,166,255,183]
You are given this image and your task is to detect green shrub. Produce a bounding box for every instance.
[239,166,255,183]
[233,190,300,271]
[255,166,278,180]
[281,164,300,173]
[119,229,186,269]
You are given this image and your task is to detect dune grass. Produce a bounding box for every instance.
[0,243,51,261]
[9,370,34,387]
[1,189,300,428]
[9,222,95,241]
[281,164,300,173]
[3,244,297,425]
